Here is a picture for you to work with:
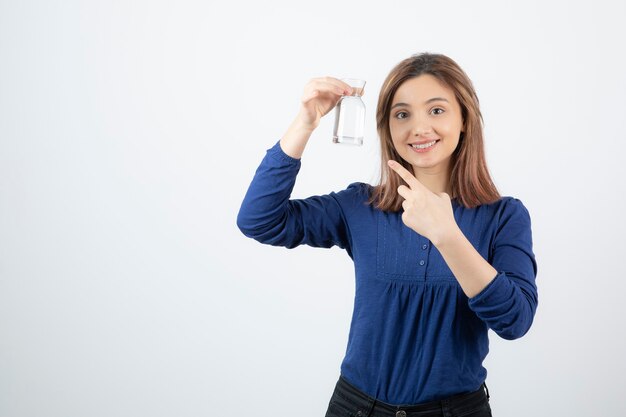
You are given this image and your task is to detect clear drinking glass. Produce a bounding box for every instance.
[332,78,366,146]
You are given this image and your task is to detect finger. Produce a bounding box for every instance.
[310,77,353,96]
[387,160,423,190]
[402,200,411,211]
[301,89,319,104]
[350,86,364,96]
[326,77,355,95]
[397,184,412,200]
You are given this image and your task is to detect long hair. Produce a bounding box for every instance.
[369,53,500,210]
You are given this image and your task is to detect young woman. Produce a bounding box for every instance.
[237,53,538,417]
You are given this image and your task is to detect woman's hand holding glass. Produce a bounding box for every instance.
[280,76,364,159]
[296,77,356,131]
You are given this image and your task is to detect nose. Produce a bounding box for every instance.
[412,115,433,136]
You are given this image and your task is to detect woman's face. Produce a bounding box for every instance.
[389,74,464,176]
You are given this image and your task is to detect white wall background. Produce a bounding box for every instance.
[1,1,625,416]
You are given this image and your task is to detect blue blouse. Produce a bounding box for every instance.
[236,140,538,405]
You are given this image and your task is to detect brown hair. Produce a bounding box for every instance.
[368,53,500,210]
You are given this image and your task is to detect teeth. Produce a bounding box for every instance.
[411,140,437,149]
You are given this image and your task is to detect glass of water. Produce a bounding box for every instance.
[332,78,366,146]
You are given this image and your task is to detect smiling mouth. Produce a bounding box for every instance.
[410,139,440,149]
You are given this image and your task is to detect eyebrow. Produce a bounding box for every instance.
[391,97,449,109]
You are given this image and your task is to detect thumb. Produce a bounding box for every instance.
[301,89,319,104]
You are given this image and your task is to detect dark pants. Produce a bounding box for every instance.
[325,376,492,417]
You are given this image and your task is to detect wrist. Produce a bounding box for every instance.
[292,112,318,133]
[432,224,463,249]
[280,117,316,160]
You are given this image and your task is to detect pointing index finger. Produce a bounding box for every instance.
[387,160,424,191]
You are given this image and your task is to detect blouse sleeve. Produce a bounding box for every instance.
[236,140,354,255]
[468,198,539,340]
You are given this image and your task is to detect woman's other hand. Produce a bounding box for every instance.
[387,160,459,247]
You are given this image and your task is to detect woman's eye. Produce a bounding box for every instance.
[431,108,445,115]
[395,112,408,119]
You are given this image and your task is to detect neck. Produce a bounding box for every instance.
[412,165,451,195]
